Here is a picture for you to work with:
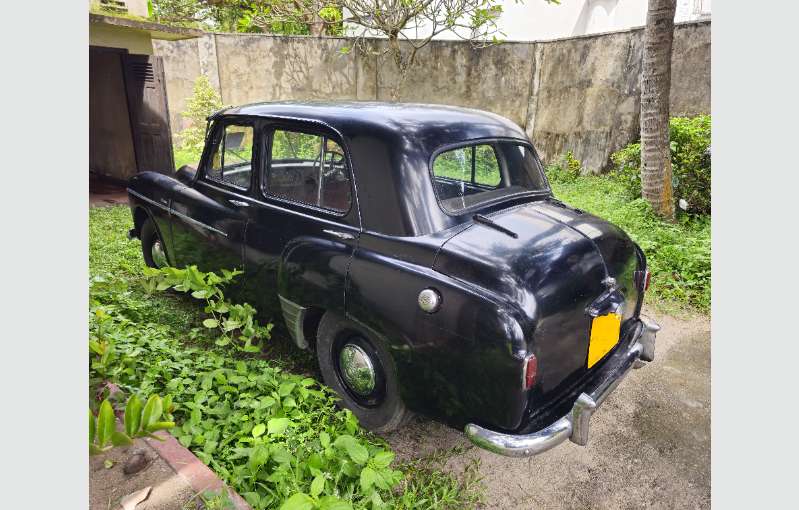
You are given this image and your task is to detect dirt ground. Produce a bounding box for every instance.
[89,438,198,510]
[385,307,711,509]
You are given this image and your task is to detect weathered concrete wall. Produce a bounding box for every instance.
[374,41,536,127]
[155,21,710,172]
[154,37,202,133]
[214,34,360,106]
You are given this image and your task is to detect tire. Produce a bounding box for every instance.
[140,218,167,268]
[316,312,412,433]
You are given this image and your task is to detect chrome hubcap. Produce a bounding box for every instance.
[151,239,168,268]
[338,344,376,396]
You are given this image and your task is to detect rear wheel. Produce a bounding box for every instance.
[316,312,411,433]
[140,218,168,268]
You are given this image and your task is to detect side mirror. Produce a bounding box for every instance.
[176,165,197,184]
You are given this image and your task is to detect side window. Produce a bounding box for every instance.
[264,129,351,213]
[432,144,501,188]
[205,124,254,189]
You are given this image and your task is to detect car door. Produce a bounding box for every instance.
[170,117,257,273]
[239,123,360,327]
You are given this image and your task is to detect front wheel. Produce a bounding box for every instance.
[140,218,168,268]
[316,312,412,433]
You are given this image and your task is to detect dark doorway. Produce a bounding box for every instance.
[89,46,174,183]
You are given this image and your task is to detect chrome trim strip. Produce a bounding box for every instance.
[170,208,228,237]
[127,188,228,238]
[464,315,659,457]
[127,189,169,213]
[278,295,308,349]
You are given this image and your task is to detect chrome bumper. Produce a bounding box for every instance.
[464,315,660,457]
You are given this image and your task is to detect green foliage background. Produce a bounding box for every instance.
[611,115,711,214]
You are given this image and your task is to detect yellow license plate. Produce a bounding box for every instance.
[587,313,622,368]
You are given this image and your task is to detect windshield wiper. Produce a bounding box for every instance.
[472,214,518,239]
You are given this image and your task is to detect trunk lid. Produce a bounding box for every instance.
[433,199,641,417]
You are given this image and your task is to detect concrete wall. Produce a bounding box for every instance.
[154,21,710,172]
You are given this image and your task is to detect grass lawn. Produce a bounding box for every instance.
[551,176,710,312]
[89,206,482,510]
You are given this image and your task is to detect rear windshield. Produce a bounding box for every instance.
[431,141,548,213]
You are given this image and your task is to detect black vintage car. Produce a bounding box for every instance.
[127,101,659,457]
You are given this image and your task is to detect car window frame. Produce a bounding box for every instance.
[428,137,552,217]
[259,123,355,218]
[200,118,257,192]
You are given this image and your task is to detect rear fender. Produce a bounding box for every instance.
[276,235,354,349]
[346,234,533,431]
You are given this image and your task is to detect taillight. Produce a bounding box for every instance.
[523,354,538,390]
[644,270,651,291]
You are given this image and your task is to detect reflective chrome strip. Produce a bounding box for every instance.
[127,188,169,212]
[127,188,228,238]
[170,208,228,237]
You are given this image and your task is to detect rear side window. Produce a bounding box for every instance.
[432,141,548,213]
[263,130,351,213]
[205,124,254,189]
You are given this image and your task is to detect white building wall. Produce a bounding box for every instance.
[352,0,712,42]
[495,0,711,41]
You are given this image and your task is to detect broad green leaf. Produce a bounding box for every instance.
[270,445,293,465]
[124,394,142,437]
[215,336,231,346]
[318,496,353,510]
[89,409,96,443]
[141,395,163,429]
[319,431,330,449]
[310,474,325,498]
[360,466,378,491]
[242,492,261,507]
[371,450,394,469]
[334,435,369,465]
[111,431,133,447]
[280,493,313,510]
[278,382,296,396]
[202,318,219,328]
[247,444,269,473]
[96,400,115,448]
[251,423,266,438]
[267,417,290,435]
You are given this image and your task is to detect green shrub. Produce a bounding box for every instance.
[610,115,711,214]
[178,75,224,154]
[544,151,583,184]
[551,176,710,310]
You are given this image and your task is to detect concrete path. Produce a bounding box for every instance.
[385,307,711,509]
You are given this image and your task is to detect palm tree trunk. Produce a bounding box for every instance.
[640,0,677,220]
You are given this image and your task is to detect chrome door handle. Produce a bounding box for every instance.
[323,229,356,241]
[229,200,249,208]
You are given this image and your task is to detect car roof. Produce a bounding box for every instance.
[214,101,527,145]
[212,101,535,237]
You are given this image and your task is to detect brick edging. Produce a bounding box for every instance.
[145,431,252,510]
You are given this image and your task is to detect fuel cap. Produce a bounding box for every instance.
[418,288,442,313]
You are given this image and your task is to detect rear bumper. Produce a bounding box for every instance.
[464,315,660,457]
